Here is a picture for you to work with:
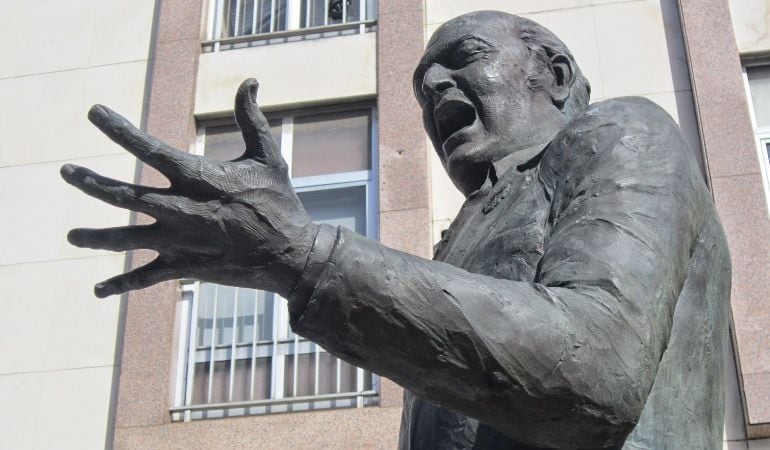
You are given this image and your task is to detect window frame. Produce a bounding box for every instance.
[172,102,379,421]
[741,62,770,215]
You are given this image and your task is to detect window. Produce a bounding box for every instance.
[172,104,378,421]
[743,64,770,213]
[205,0,378,50]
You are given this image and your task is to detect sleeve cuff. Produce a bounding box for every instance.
[288,223,339,322]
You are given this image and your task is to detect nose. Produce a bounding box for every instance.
[422,64,456,103]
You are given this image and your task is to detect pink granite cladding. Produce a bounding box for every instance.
[375,0,430,410]
[712,174,770,375]
[377,0,430,215]
[678,0,770,434]
[115,406,402,450]
[114,0,204,431]
[746,372,770,429]
[678,0,762,179]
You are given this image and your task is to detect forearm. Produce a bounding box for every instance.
[289,225,654,447]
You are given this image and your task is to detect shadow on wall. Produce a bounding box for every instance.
[659,0,708,180]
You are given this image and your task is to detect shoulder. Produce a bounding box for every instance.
[540,97,700,186]
[555,96,687,156]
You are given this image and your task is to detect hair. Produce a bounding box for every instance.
[515,16,591,119]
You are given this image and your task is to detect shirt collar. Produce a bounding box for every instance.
[489,142,549,184]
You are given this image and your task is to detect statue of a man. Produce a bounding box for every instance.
[61,11,731,449]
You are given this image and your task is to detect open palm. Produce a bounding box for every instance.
[61,79,317,298]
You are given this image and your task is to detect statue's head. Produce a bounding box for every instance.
[413,11,591,195]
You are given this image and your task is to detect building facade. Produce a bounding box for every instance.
[1,0,769,449]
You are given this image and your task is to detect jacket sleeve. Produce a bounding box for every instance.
[288,98,707,448]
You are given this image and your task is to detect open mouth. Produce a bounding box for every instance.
[433,96,477,147]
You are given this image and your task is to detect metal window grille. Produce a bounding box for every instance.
[172,283,379,420]
[206,0,377,49]
[173,105,379,421]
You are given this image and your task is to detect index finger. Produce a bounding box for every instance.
[88,104,196,181]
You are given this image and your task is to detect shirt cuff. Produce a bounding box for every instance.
[288,223,339,323]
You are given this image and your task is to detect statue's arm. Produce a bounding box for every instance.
[289,99,706,448]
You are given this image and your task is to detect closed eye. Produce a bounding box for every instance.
[448,38,494,68]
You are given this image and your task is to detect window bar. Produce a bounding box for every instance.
[183,283,201,421]
[314,343,320,395]
[249,289,259,400]
[172,291,190,421]
[271,297,286,401]
[207,286,219,404]
[292,334,299,397]
[341,0,346,23]
[233,0,242,36]
[228,287,239,403]
[356,367,364,408]
[206,0,218,40]
[323,0,329,26]
[305,0,310,28]
[336,357,341,393]
[281,117,294,176]
[359,0,366,32]
[286,0,301,30]
[213,0,224,51]
[270,0,276,32]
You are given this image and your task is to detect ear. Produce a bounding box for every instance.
[548,54,574,108]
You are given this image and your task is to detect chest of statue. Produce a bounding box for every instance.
[433,166,550,282]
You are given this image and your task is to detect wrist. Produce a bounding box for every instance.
[288,223,339,321]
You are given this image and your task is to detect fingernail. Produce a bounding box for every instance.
[60,164,75,178]
[88,105,108,123]
[67,229,84,246]
[94,282,110,298]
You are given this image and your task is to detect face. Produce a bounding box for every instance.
[414,13,560,194]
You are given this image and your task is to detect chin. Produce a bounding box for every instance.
[443,143,493,195]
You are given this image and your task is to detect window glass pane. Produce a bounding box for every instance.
[215,285,236,346]
[197,283,216,348]
[204,121,281,162]
[300,352,317,396]
[274,0,287,31]
[210,360,230,403]
[747,66,770,128]
[231,358,252,402]
[366,0,377,20]
[192,361,210,404]
[292,109,371,177]
[241,0,255,35]
[298,185,366,234]
[301,0,327,27]
[338,359,357,392]
[317,352,336,395]
[254,356,272,400]
[284,355,294,397]
[257,293,274,341]
[236,289,256,344]
[347,0,360,22]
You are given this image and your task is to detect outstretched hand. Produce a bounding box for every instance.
[61,79,317,298]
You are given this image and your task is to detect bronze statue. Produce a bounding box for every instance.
[61,11,731,449]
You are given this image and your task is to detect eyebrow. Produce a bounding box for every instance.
[420,34,495,68]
